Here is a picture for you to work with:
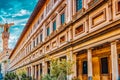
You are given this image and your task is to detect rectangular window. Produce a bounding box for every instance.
[36,37,39,45]
[60,35,65,43]
[61,13,65,25]
[76,0,82,12]
[101,57,108,74]
[40,33,43,42]
[118,1,120,12]
[75,24,84,35]
[33,40,35,47]
[40,64,42,75]
[52,41,56,48]
[54,0,57,3]
[47,61,50,74]
[47,27,50,36]
[53,20,56,31]
[60,56,66,61]
[82,61,88,74]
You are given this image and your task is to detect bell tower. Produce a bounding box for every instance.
[0,23,14,51]
[2,31,9,51]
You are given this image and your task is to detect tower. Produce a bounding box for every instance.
[2,31,9,51]
[0,23,14,51]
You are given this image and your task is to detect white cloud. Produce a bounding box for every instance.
[8,34,18,49]
[12,9,30,17]
[5,18,28,26]
[14,18,28,24]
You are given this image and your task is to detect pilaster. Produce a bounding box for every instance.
[87,48,93,80]
[111,41,119,80]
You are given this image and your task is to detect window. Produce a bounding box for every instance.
[118,1,120,12]
[75,24,84,35]
[54,0,57,3]
[60,35,65,43]
[52,41,56,48]
[33,40,35,47]
[47,27,50,36]
[82,61,87,74]
[40,64,42,75]
[53,20,56,31]
[76,0,82,12]
[40,33,43,42]
[101,57,108,74]
[46,45,50,51]
[61,13,65,25]
[47,61,50,74]
[36,37,39,45]
[60,56,66,61]
[30,44,31,51]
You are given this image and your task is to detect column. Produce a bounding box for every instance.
[34,65,37,79]
[31,66,33,78]
[42,61,47,75]
[66,50,77,80]
[38,64,40,80]
[111,41,119,80]
[87,48,93,80]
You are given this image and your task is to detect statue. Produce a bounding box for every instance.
[0,23,14,32]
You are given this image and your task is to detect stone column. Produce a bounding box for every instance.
[38,64,40,80]
[87,48,93,80]
[42,61,47,75]
[66,49,77,80]
[111,41,119,80]
[34,65,37,79]
[31,65,33,78]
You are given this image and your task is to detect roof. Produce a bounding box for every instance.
[9,0,46,58]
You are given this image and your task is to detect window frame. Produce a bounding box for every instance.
[100,57,109,74]
[60,12,65,25]
[46,26,50,36]
[76,0,83,12]
[52,20,57,31]
[82,60,88,75]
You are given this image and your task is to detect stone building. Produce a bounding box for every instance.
[8,0,120,80]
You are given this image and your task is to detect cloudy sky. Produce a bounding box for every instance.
[0,0,38,51]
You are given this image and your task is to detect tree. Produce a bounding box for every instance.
[42,58,74,80]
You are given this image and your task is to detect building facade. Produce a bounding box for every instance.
[9,0,120,80]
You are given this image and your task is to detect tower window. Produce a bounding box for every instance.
[76,0,82,12]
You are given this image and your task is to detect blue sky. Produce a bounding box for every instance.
[0,0,38,51]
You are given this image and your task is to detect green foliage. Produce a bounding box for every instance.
[42,74,52,80]
[42,58,74,80]
[21,72,32,80]
[4,72,19,80]
[72,77,80,80]
[57,72,66,80]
